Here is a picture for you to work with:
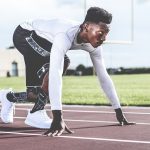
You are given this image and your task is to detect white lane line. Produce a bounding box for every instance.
[1,104,150,110]
[13,116,150,126]
[0,131,42,136]
[7,107,150,115]
[65,119,150,126]
[64,110,150,115]
[61,136,150,144]
[0,131,150,144]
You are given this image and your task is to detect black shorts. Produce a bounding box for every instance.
[13,25,69,86]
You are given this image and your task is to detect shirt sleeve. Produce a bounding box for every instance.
[48,33,71,110]
[90,47,121,109]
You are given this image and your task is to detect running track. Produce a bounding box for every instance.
[0,104,150,150]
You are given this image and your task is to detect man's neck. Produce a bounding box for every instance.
[77,31,88,44]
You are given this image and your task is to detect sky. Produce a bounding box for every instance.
[0,0,150,68]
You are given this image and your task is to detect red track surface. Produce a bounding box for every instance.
[0,104,150,150]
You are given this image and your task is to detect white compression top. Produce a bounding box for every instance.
[20,19,121,110]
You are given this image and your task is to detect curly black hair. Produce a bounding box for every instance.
[84,7,112,24]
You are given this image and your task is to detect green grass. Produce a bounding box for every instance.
[0,77,26,91]
[0,74,150,106]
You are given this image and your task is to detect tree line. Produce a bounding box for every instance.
[65,64,150,76]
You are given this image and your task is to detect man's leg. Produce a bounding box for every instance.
[0,25,51,126]
[1,25,70,125]
[0,87,47,125]
[2,55,70,114]
[0,87,42,124]
[63,55,70,75]
[24,85,52,129]
[30,86,48,113]
[25,56,70,128]
[6,86,39,103]
[30,55,70,113]
[2,86,52,128]
[5,86,40,103]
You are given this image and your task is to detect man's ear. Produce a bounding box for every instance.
[83,23,89,32]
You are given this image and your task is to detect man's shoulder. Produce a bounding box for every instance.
[41,18,80,26]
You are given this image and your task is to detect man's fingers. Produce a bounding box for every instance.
[119,122,123,126]
[56,129,64,136]
[43,131,53,136]
[43,129,53,136]
[51,130,59,137]
[119,121,136,126]
[122,118,136,125]
[65,125,74,134]
[123,121,136,125]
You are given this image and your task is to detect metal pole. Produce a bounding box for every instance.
[84,0,86,17]
[131,0,134,42]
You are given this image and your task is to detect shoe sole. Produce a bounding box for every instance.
[0,119,13,124]
[24,119,51,129]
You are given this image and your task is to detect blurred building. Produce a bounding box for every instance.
[0,48,25,77]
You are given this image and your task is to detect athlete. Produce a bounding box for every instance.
[0,7,135,135]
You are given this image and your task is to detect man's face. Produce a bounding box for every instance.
[85,22,109,48]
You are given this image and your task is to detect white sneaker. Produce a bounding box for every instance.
[0,89,15,123]
[25,109,52,129]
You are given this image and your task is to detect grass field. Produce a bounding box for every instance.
[0,74,150,106]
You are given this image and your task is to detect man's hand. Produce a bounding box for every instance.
[43,110,74,137]
[115,108,136,126]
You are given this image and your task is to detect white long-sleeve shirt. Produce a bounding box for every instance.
[21,19,121,110]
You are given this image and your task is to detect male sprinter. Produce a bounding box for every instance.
[0,7,135,134]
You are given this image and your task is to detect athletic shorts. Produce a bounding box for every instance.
[13,25,70,86]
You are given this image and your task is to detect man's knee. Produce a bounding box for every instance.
[63,56,70,74]
[41,72,49,94]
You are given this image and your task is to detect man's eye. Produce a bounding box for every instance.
[99,32,103,35]
[97,32,103,40]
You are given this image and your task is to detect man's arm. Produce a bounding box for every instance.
[90,47,121,109]
[90,47,136,125]
[44,33,74,136]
